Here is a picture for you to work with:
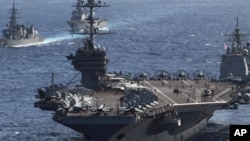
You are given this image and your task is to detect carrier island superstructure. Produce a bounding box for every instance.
[35,0,242,141]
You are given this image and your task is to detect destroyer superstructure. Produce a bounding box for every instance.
[35,1,241,141]
[220,18,250,104]
[67,0,108,33]
[220,17,250,82]
[0,1,44,47]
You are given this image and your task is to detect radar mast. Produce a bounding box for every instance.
[72,0,112,50]
[9,0,18,27]
[231,17,243,48]
[67,0,113,89]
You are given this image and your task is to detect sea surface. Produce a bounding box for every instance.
[0,0,250,141]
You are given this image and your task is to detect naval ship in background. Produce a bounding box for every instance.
[67,0,108,33]
[0,2,44,47]
[34,1,246,141]
[220,17,250,104]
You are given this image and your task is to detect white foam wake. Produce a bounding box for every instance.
[10,33,82,48]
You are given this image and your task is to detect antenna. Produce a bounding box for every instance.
[70,0,114,50]
[66,0,112,89]
[9,0,18,27]
[13,0,15,9]
[236,17,238,27]
[52,72,54,96]
[223,17,250,54]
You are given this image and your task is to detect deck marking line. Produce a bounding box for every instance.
[213,88,231,99]
[144,81,177,104]
[181,92,197,103]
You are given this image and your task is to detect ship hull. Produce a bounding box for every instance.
[220,54,250,81]
[152,116,208,141]
[34,100,63,111]
[67,19,108,32]
[53,115,136,141]
[124,112,210,141]
[53,111,212,141]
[0,36,44,47]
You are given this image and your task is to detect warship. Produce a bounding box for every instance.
[0,1,44,47]
[67,0,108,33]
[34,1,243,141]
[220,17,250,104]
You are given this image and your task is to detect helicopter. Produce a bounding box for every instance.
[134,70,151,80]
[155,69,171,80]
[193,70,207,80]
[173,70,189,80]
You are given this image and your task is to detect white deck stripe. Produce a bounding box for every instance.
[214,88,231,99]
[181,92,198,103]
[212,88,231,101]
[184,80,201,103]
[195,88,202,103]
[144,81,177,104]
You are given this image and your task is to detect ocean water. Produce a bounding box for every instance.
[0,0,250,140]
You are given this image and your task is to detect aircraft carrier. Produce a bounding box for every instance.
[34,1,248,141]
[67,0,108,33]
[0,1,44,47]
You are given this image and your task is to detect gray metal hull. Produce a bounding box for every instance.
[67,19,108,32]
[0,36,44,47]
[53,111,212,141]
[220,54,250,81]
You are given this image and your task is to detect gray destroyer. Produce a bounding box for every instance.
[67,0,108,33]
[0,2,44,47]
[35,0,241,141]
[220,18,250,82]
[220,18,250,104]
